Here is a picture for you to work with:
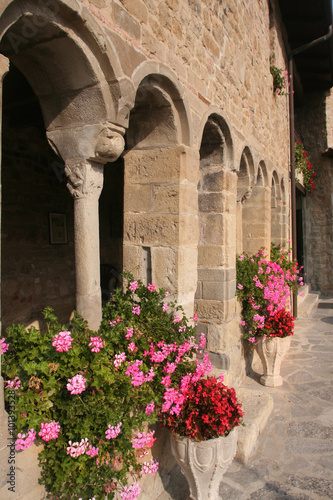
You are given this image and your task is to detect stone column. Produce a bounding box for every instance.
[60,126,125,330]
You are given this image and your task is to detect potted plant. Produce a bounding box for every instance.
[295,141,316,193]
[270,54,290,96]
[236,245,303,386]
[161,375,244,500]
[2,274,212,500]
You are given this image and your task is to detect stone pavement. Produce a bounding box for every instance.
[157,296,333,500]
[220,295,333,500]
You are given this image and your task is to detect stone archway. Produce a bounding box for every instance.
[271,170,282,245]
[123,71,197,315]
[239,160,270,255]
[195,114,236,353]
[236,146,255,255]
[0,0,126,329]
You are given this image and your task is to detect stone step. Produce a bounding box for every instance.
[297,285,319,318]
[234,387,274,464]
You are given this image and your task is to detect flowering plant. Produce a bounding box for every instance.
[270,55,290,96]
[162,376,243,442]
[236,245,303,343]
[2,274,211,500]
[295,142,316,193]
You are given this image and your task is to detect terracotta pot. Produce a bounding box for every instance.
[170,428,238,500]
[256,336,291,387]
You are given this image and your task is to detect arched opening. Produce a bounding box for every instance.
[271,171,282,244]
[0,1,123,329]
[195,114,236,363]
[123,73,196,314]
[236,147,255,254]
[99,159,124,304]
[1,64,75,330]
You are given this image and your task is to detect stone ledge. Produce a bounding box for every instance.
[297,286,319,318]
[235,388,274,464]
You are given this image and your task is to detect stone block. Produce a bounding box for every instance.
[179,183,199,214]
[152,184,179,213]
[202,280,224,300]
[151,246,177,294]
[119,0,148,23]
[124,148,182,184]
[177,246,198,292]
[198,245,225,268]
[123,244,141,273]
[235,389,274,464]
[198,267,236,282]
[202,31,219,58]
[179,147,200,184]
[124,184,152,212]
[112,3,141,40]
[195,299,224,320]
[124,214,179,245]
[179,215,199,245]
[199,192,223,213]
[202,214,224,245]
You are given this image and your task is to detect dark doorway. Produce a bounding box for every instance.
[1,64,75,330]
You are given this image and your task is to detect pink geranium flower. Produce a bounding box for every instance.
[67,374,86,395]
[52,331,73,352]
[38,421,60,441]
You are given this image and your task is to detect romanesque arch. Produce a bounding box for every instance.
[123,71,197,314]
[195,112,236,363]
[0,0,126,329]
[236,146,255,254]
[271,170,282,244]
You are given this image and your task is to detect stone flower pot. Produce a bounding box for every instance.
[170,428,238,500]
[256,336,291,387]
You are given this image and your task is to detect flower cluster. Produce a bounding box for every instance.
[67,438,89,458]
[38,421,60,441]
[52,330,73,352]
[163,376,244,441]
[295,142,316,193]
[105,423,122,439]
[67,374,86,395]
[0,337,9,354]
[2,275,225,500]
[15,429,36,451]
[236,245,303,343]
[270,61,290,96]
[88,336,104,352]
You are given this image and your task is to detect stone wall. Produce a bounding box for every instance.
[296,90,333,295]
[1,118,76,331]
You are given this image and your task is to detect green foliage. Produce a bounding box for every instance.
[2,274,200,499]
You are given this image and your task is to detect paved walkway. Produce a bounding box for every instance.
[218,296,333,499]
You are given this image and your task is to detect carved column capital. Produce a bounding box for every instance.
[93,126,125,164]
[64,158,104,199]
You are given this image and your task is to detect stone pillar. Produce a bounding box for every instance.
[64,159,104,330]
[242,186,271,254]
[123,145,199,317]
[196,169,238,352]
[53,126,125,330]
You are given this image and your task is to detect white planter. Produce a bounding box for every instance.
[170,428,238,500]
[256,336,291,387]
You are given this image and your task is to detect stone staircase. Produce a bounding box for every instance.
[297,284,320,318]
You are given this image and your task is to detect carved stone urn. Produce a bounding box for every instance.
[256,336,291,387]
[170,428,238,500]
